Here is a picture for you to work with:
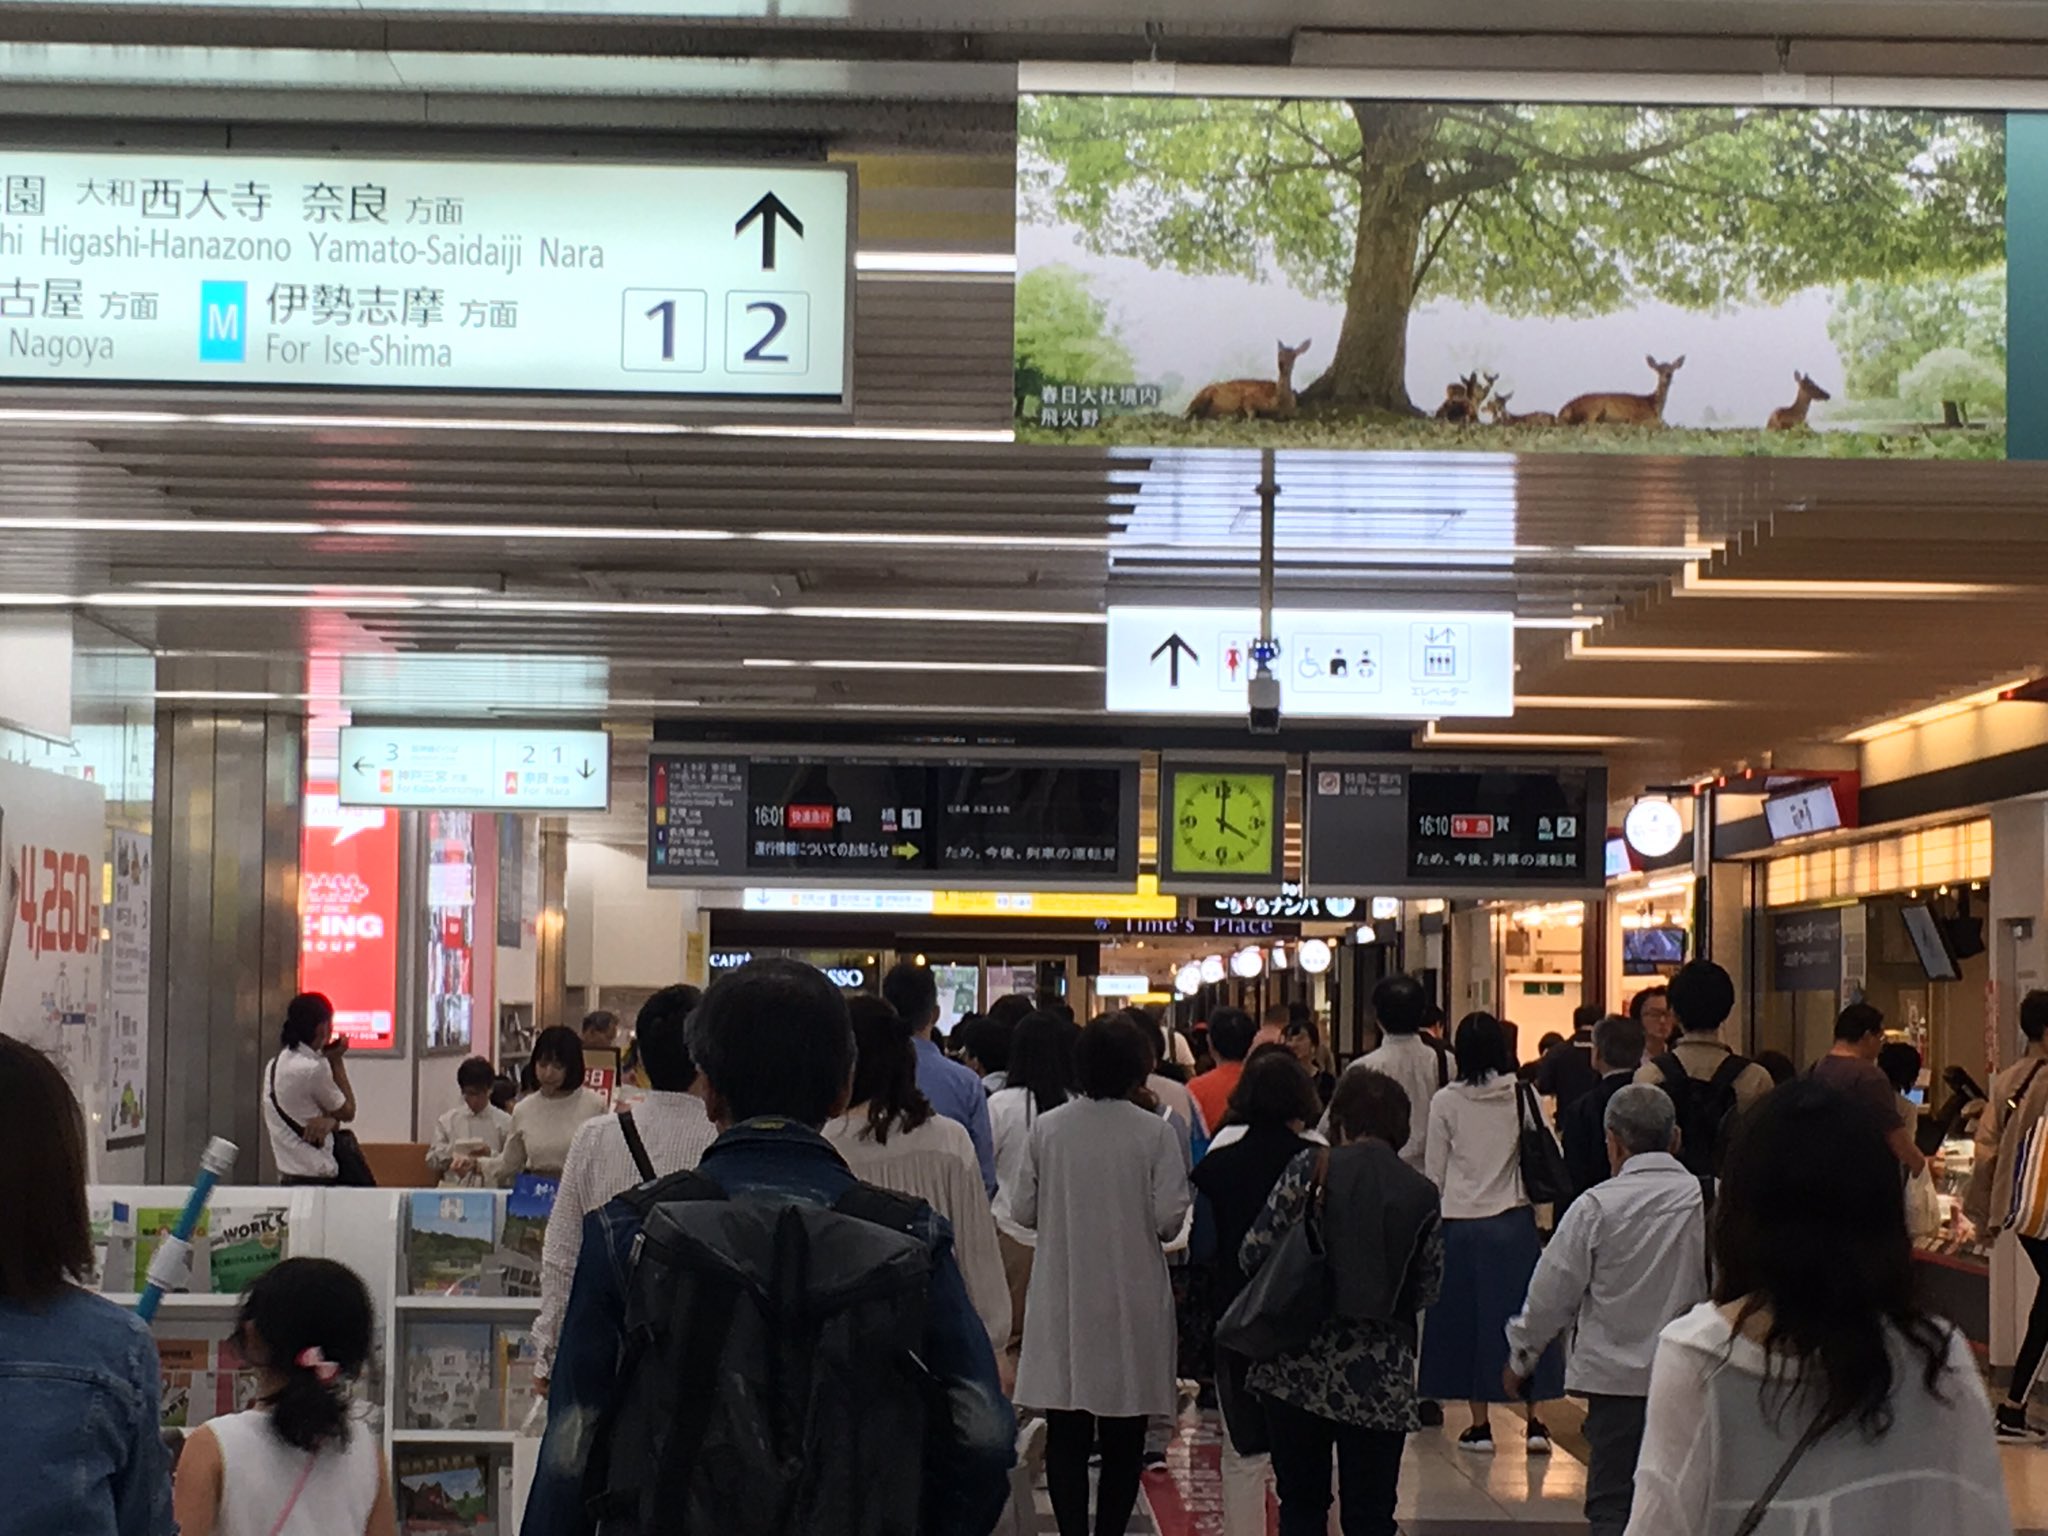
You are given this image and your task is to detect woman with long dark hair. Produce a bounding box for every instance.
[173,1259,395,1536]
[0,1035,173,1536]
[1190,1051,1325,1536]
[824,996,1010,1347]
[990,1010,1081,1365]
[1417,1012,1563,1453]
[1628,1081,2007,1534]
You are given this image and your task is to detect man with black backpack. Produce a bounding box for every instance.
[1634,960,1773,1188]
[522,959,1015,1536]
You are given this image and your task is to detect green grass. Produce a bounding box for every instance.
[1017,414,2006,459]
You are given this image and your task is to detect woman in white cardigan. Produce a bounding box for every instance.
[1011,1013,1191,1536]
[823,996,1011,1351]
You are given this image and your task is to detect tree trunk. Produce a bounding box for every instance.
[1943,399,1964,428]
[1297,101,1442,417]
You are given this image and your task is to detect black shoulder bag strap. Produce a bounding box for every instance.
[1732,1414,1831,1536]
[617,1109,657,1183]
[266,1058,313,1144]
[1709,1053,1751,1094]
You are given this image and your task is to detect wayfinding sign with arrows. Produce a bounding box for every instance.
[1106,604,1516,720]
[0,148,851,403]
[648,747,1141,890]
[339,727,610,811]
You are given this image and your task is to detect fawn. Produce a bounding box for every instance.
[1484,390,1556,427]
[1558,356,1687,426]
[1767,371,1832,431]
[1185,339,1313,421]
[1435,381,1476,424]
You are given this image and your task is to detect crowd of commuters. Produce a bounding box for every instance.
[1,952,2035,1536]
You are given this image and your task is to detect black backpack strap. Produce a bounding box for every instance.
[1708,1054,1752,1093]
[1651,1053,1686,1090]
[617,1165,726,1221]
[832,1181,929,1239]
[617,1109,657,1184]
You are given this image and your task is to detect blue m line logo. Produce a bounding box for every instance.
[198,281,247,363]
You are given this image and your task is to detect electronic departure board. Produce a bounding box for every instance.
[647,748,1141,889]
[1303,756,1606,892]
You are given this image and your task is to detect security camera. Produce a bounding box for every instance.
[1248,671,1281,735]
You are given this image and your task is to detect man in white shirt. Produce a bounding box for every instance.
[426,1056,512,1184]
[1331,973,1448,1171]
[533,985,717,1389]
[1504,1085,1708,1536]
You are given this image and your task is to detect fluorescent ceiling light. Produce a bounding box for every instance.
[781,605,1103,626]
[1677,569,2019,599]
[153,690,301,702]
[87,591,425,610]
[1842,678,2033,744]
[0,406,1013,445]
[135,580,490,596]
[742,658,1102,674]
[1515,695,1730,710]
[1422,726,1642,747]
[0,516,326,535]
[856,251,1016,276]
[756,530,1111,550]
[336,522,738,543]
[1514,616,1602,632]
[1575,545,1719,561]
[0,515,1102,556]
[1570,637,1843,662]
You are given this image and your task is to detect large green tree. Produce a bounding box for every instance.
[1020,97,2005,415]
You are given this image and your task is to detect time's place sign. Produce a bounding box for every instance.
[0,150,851,400]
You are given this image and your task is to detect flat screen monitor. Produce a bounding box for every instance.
[1623,926,1687,975]
[1900,904,1962,982]
[1764,784,1842,842]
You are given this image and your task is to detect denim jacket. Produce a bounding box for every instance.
[0,1287,173,1536]
[523,1118,1015,1536]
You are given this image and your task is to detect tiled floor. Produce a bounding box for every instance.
[1071,1400,2048,1536]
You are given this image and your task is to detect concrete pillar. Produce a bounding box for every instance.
[148,710,303,1184]
[1987,802,2048,1375]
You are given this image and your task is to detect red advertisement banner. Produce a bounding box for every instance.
[300,781,399,1052]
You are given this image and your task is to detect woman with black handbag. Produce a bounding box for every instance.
[1230,1069,1443,1536]
[1418,1012,1563,1453]
[1191,1051,1326,1536]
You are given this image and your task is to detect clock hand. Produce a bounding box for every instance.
[1217,816,1247,839]
[1215,779,1232,831]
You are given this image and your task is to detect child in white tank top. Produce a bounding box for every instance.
[172,1258,395,1536]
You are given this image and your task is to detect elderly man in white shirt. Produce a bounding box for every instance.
[1504,1084,1707,1536]
[532,986,718,1391]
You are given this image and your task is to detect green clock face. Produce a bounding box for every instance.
[1171,771,1277,875]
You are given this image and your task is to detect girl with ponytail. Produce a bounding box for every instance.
[172,1258,396,1536]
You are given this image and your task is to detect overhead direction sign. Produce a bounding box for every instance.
[0,150,851,401]
[339,727,610,811]
[1106,606,1515,719]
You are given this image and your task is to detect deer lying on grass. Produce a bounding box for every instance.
[1484,391,1556,427]
[1558,356,1686,426]
[1185,339,1313,421]
[1434,372,1497,425]
[1767,371,1832,431]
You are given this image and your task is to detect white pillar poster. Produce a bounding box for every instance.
[106,829,150,1145]
[0,758,108,1124]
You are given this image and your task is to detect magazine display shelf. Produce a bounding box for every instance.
[91,1185,542,1535]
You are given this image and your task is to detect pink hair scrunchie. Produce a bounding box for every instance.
[295,1347,341,1384]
